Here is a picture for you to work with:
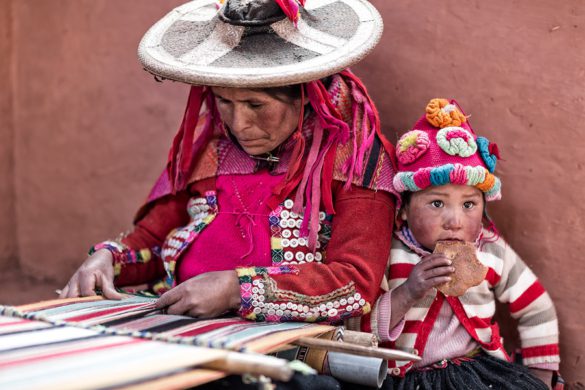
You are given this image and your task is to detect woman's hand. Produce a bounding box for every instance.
[59,249,123,300]
[155,270,241,318]
[402,253,454,302]
[529,368,553,389]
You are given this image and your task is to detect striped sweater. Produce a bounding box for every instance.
[372,230,560,376]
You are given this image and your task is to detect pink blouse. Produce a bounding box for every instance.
[177,171,283,282]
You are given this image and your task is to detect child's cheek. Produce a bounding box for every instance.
[407,208,439,249]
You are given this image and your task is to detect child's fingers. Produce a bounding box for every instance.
[428,275,452,287]
[424,265,455,278]
[418,254,452,270]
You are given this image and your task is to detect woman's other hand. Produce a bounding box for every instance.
[59,249,123,300]
[155,270,241,318]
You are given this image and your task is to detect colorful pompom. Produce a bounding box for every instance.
[436,127,477,157]
[477,137,498,173]
[425,98,467,128]
[396,130,430,164]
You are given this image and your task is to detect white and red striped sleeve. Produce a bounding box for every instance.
[489,238,560,368]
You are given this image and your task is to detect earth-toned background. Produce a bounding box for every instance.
[1,0,583,386]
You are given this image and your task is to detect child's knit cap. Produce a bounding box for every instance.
[393,98,501,201]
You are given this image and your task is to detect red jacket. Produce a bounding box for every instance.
[94,176,395,324]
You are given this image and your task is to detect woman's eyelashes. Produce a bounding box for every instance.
[215,96,264,109]
[247,101,264,109]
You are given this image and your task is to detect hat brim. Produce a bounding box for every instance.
[138,0,383,87]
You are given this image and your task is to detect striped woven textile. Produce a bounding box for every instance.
[0,296,334,389]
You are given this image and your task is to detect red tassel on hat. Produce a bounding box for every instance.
[489,142,501,160]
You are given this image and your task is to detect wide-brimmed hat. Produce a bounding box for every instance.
[138,0,383,87]
[393,99,502,202]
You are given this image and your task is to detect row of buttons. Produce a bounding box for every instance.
[283,251,323,262]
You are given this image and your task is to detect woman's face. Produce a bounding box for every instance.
[212,87,302,156]
[401,184,484,250]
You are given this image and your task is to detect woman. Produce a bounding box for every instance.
[61,0,397,331]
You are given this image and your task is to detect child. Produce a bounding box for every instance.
[371,99,561,389]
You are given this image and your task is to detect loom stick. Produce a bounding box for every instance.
[341,329,378,347]
[204,351,294,382]
[293,337,421,362]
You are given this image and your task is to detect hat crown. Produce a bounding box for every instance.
[138,0,383,88]
[219,0,286,26]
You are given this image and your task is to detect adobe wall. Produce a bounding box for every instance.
[0,1,17,270]
[1,0,583,384]
[359,1,585,383]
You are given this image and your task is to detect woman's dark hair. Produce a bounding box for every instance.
[252,85,303,103]
[252,76,333,103]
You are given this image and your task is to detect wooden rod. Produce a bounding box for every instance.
[293,337,421,362]
[342,330,378,347]
[204,351,294,382]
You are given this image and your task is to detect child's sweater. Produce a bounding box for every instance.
[371,229,560,376]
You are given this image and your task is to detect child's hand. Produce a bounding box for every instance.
[387,254,455,330]
[403,254,454,302]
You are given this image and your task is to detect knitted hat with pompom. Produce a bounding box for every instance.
[393,98,502,201]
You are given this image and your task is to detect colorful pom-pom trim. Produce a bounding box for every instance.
[393,163,501,201]
[396,130,431,165]
[425,98,467,128]
[476,136,498,173]
[436,127,477,157]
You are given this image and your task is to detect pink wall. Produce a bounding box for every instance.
[1,0,583,385]
[361,1,585,384]
[0,1,17,270]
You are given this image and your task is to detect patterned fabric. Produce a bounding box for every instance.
[0,297,334,389]
[156,192,218,293]
[268,199,332,266]
[103,177,394,325]
[237,266,369,323]
[375,230,560,376]
[1,297,333,353]
[91,240,159,277]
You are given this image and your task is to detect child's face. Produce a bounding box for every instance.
[401,184,484,250]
